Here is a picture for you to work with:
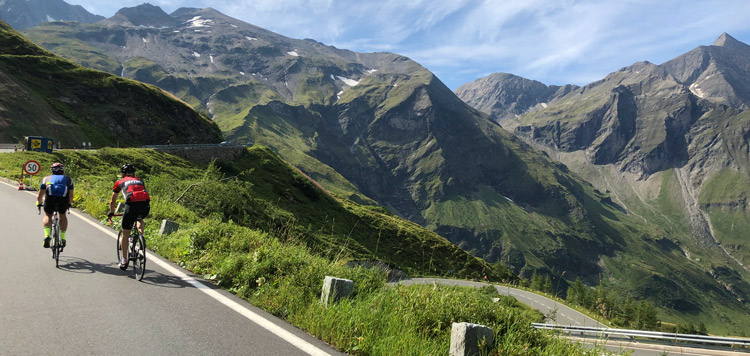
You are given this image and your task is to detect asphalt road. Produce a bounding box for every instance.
[399,277,605,327]
[0,179,345,356]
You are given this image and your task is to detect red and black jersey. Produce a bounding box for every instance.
[113,176,150,203]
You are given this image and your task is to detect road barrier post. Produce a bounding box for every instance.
[320,276,353,306]
[159,219,180,235]
[450,322,494,356]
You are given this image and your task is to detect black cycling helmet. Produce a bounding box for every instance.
[120,164,136,175]
[51,162,64,175]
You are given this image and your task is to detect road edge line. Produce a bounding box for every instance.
[1,180,332,356]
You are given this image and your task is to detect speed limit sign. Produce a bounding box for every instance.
[23,160,41,175]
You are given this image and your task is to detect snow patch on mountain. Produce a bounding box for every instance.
[336,76,359,86]
[689,83,706,99]
[192,52,200,58]
[689,75,713,99]
[246,36,257,41]
[287,51,299,57]
[186,16,213,28]
[46,15,56,22]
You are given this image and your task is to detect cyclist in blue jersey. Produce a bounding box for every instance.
[36,163,74,250]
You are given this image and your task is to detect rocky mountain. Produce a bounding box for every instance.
[0,19,222,146]
[454,73,578,124]
[98,3,180,28]
[0,0,103,30]
[20,6,750,333]
[457,33,750,333]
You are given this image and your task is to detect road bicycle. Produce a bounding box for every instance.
[109,214,147,280]
[38,204,62,268]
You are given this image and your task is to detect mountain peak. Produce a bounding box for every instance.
[103,3,179,27]
[712,33,747,48]
[0,0,104,29]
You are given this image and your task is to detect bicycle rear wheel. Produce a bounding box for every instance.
[53,224,60,268]
[132,234,146,280]
[116,230,124,262]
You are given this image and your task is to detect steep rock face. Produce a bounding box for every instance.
[662,33,750,110]
[455,73,577,124]
[458,34,750,333]
[0,0,103,30]
[506,34,750,185]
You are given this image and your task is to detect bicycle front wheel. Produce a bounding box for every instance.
[132,234,146,281]
[116,230,123,263]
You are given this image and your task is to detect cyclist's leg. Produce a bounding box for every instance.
[120,203,136,265]
[135,202,150,237]
[41,200,54,247]
[42,199,54,228]
[57,203,68,244]
[135,214,147,236]
[121,228,131,259]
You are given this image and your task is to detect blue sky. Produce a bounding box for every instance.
[67,0,750,90]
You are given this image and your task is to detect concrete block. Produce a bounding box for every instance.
[449,322,494,356]
[159,219,179,236]
[320,276,354,305]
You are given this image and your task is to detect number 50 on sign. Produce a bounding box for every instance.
[23,160,41,175]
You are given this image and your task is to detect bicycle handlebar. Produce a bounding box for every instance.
[107,213,123,225]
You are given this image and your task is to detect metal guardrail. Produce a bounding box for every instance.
[533,323,750,348]
[141,143,252,149]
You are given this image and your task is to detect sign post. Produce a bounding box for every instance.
[19,160,41,191]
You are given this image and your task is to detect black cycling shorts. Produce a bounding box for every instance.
[122,201,150,230]
[43,196,69,215]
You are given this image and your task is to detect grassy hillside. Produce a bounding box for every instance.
[0,147,508,280]
[0,19,222,146]
[0,148,613,355]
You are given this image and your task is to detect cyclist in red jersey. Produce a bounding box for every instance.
[107,164,150,270]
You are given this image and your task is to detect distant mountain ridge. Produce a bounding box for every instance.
[0,18,222,146]
[19,4,750,334]
[99,3,180,28]
[0,0,103,29]
[455,73,578,123]
[457,33,750,333]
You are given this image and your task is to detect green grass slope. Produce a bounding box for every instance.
[0,20,222,146]
[0,147,508,280]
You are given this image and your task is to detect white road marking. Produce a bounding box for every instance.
[6,181,332,356]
